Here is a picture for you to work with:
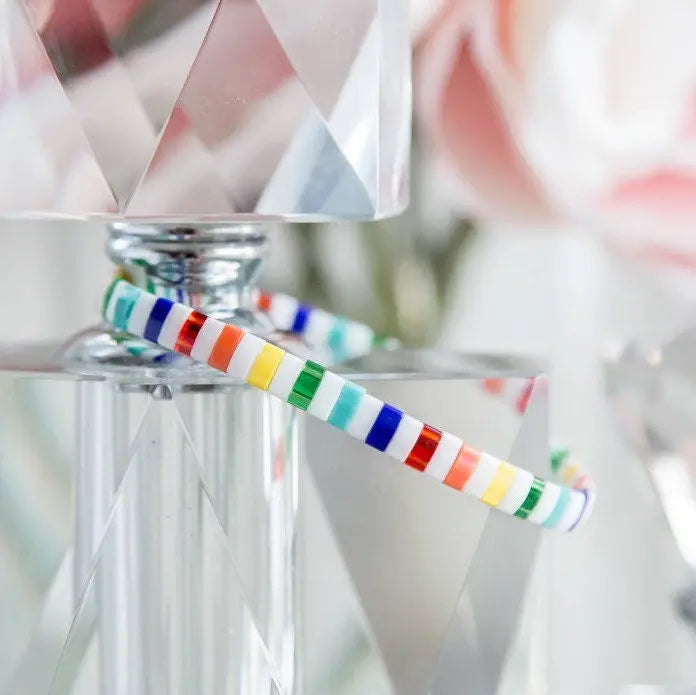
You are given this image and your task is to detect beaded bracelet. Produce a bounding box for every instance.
[252,288,397,362]
[110,303,588,496]
[102,278,594,532]
[250,290,592,495]
[111,284,588,491]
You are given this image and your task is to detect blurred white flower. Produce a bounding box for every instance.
[416,0,696,269]
[411,0,446,39]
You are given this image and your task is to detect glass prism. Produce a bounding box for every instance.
[605,328,696,572]
[305,350,553,695]
[533,327,696,695]
[1,346,560,694]
[0,0,410,220]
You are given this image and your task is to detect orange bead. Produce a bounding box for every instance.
[208,324,245,372]
[444,445,480,490]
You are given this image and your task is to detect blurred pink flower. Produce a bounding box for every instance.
[415,0,696,253]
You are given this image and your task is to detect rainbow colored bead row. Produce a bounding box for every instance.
[104,279,594,532]
[112,272,595,506]
[252,289,395,362]
[251,292,588,477]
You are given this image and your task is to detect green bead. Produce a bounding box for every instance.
[101,278,121,320]
[514,477,545,519]
[550,447,570,474]
[288,360,325,410]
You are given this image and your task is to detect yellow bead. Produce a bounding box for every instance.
[247,343,285,390]
[481,461,517,507]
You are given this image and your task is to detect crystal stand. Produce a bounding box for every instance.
[3,222,301,695]
[0,243,556,693]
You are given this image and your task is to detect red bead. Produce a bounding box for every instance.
[258,291,273,312]
[482,378,505,394]
[516,380,534,413]
[405,425,442,471]
[175,311,207,356]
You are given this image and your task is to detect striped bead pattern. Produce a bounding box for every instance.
[251,290,550,428]
[252,289,394,363]
[104,280,594,532]
[121,279,552,424]
[110,276,594,512]
[250,289,592,499]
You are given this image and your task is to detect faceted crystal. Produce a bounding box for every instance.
[0,0,410,220]
[1,377,299,695]
[305,357,551,695]
[605,328,696,573]
[0,351,554,695]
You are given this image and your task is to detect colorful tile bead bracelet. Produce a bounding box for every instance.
[110,291,589,494]
[103,278,595,532]
[112,281,586,486]
[250,290,593,495]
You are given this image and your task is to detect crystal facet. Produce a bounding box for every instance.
[605,328,696,572]
[305,356,551,695]
[0,352,552,695]
[0,0,410,220]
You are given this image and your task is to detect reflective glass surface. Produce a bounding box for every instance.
[0,0,410,220]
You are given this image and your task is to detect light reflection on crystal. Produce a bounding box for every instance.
[300,465,395,695]
[0,1,115,212]
[430,380,548,694]
[305,369,548,695]
[605,328,696,573]
[1,0,410,219]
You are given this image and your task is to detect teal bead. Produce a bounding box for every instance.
[328,381,366,430]
[327,318,348,362]
[543,487,570,529]
[113,285,141,331]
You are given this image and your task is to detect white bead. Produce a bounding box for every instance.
[308,371,345,421]
[425,432,463,481]
[496,468,534,515]
[528,482,562,525]
[268,352,305,400]
[127,293,157,338]
[269,293,299,331]
[226,333,265,380]
[463,452,500,498]
[385,414,423,462]
[158,303,192,350]
[304,309,335,350]
[190,318,225,363]
[346,394,383,441]
[556,489,587,533]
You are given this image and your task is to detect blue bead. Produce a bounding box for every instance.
[291,304,311,334]
[365,404,403,451]
[144,298,174,344]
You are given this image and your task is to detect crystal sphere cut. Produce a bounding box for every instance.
[0,0,411,220]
